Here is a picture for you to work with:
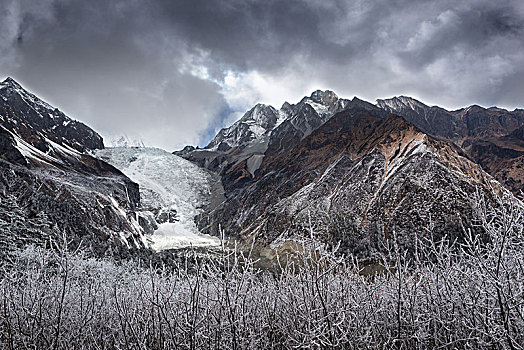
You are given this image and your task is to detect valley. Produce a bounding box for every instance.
[1,77,523,349]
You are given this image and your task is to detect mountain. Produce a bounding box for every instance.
[195,107,508,257]
[175,90,382,191]
[0,77,147,257]
[0,77,103,152]
[466,126,524,195]
[204,90,352,153]
[376,96,524,141]
[377,96,524,195]
[176,91,519,258]
[107,135,146,148]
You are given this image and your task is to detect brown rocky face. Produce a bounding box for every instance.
[466,127,524,196]
[377,96,524,195]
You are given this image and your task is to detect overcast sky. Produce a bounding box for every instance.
[1,0,524,150]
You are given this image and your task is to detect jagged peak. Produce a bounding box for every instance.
[351,96,373,105]
[308,89,339,105]
[1,76,54,111]
[376,95,429,112]
[1,76,23,89]
[281,101,292,110]
[240,103,277,122]
[252,103,274,112]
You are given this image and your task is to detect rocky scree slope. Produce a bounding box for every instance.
[0,77,147,257]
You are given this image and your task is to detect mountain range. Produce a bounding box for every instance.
[377,96,524,194]
[0,77,147,257]
[177,90,522,257]
[0,77,522,259]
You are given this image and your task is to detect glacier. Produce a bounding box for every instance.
[94,147,222,250]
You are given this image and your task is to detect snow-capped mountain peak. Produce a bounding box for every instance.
[1,77,55,112]
[206,103,279,150]
[298,90,340,116]
[240,103,279,130]
[0,77,103,152]
[206,90,353,152]
[376,96,429,114]
[1,77,23,89]
[107,135,146,148]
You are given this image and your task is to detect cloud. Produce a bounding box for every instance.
[160,0,524,110]
[1,0,523,149]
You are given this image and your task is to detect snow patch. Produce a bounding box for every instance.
[107,135,146,148]
[12,133,59,166]
[275,110,289,128]
[305,100,330,116]
[246,154,264,177]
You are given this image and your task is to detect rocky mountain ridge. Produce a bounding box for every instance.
[0,77,148,257]
[376,96,524,142]
[377,95,524,195]
[195,108,508,256]
[0,77,103,152]
[181,91,523,196]
[175,90,382,187]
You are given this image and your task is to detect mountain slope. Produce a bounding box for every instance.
[377,96,524,194]
[188,104,512,257]
[0,77,103,152]
[466,126,524,195]
[0,77,147,257]
[173,90,523,257]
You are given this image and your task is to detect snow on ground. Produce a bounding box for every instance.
[94,147,220,251]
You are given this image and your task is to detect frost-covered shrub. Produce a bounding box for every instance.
[0,192,523,349]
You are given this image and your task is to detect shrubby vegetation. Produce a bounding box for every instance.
[0,192,523,349]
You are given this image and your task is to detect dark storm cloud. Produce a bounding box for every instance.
[1,0,523,149]
[0,0,228,149]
